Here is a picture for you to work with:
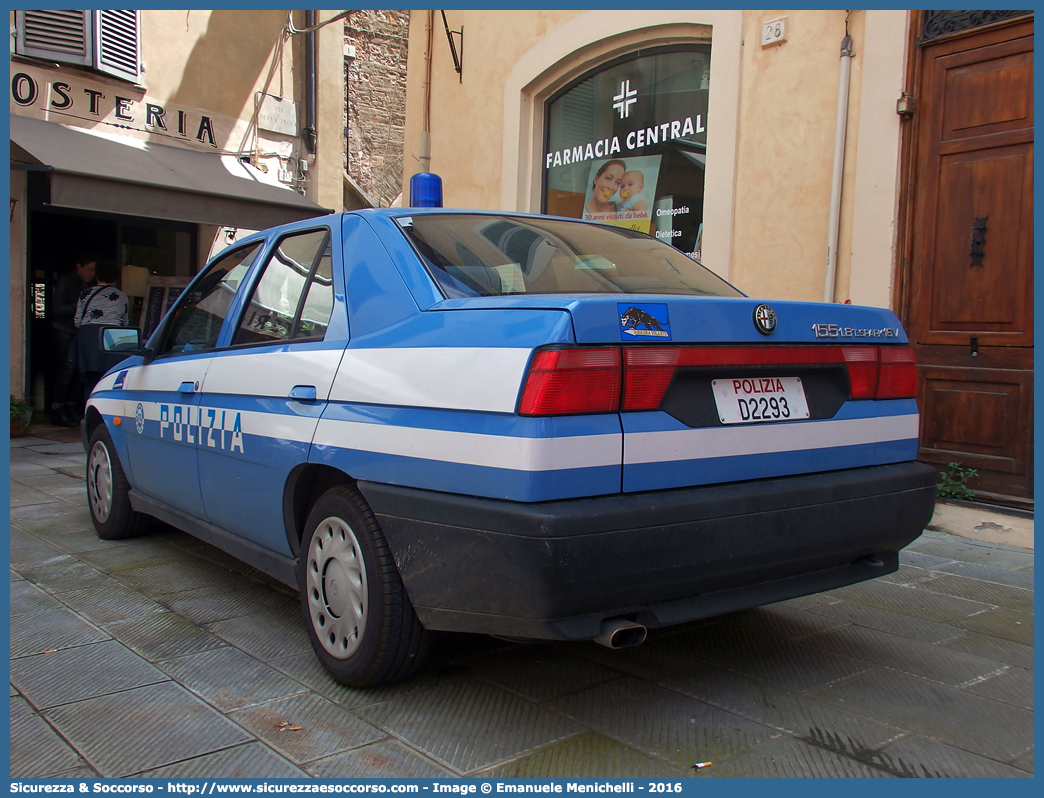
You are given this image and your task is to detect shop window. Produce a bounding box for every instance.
[15,10,140,83]
[543,46,711,260]
[232,229,333,346]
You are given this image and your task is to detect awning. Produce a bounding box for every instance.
[10,115,333,230]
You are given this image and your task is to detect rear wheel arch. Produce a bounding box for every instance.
[284,464,356,557]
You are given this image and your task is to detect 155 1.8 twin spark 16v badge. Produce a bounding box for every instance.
[81,210,936,686]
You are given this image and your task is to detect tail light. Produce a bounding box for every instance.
[842,347,879,399]
[518,347,620,416]
[878,347,918,398]
[518,344,917,416]
[622,348,679,410]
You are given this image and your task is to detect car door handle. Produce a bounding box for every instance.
[288,385,317,402]
[178,381,196,394]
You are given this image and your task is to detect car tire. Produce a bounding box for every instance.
[298,486,432,687]
[86,424,149,540]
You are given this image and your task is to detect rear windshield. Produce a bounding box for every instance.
[395,214,743,299]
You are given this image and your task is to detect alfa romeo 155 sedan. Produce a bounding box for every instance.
[82,209,936,686]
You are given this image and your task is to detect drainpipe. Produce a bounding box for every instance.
[418,9,434,173]
[303,10,317,155]
[823,32,854,303]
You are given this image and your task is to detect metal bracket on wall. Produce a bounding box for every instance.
[441,10,463,82]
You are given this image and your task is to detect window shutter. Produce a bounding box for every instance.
[93,10,140,82]
[15,10,92,67]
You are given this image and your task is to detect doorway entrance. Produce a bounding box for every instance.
[26,191,198,418]
[900,14,1033,506]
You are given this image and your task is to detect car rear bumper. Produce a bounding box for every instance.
[359,461,937,641]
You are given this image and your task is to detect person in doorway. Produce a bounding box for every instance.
[71,258,130,400]
[584,159,626,214]
[50,253,97,426]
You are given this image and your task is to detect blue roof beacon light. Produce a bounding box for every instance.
[410,172,444,207]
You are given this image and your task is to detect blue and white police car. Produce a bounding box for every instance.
[82,209,937,686]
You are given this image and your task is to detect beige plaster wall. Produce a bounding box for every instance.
[731,10,861,301]
[404,10,582,209]
[402,9,908,308]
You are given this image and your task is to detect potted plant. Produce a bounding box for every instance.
[10,394,32,438]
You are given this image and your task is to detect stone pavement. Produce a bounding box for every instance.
[9,430,1034,778]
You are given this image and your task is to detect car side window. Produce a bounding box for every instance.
[157,243,262,356]
[232,229,333,346]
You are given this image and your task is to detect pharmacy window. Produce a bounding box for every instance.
[543,45,711,260]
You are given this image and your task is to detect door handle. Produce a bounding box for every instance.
[178,381,197,394]
[289,385,317,402]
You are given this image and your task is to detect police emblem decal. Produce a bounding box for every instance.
[618,303,671,341]
[753,304,777,335]
[135,403,145,435]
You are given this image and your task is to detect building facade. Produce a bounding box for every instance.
[9,9,347,419]
[402,10,1033,504]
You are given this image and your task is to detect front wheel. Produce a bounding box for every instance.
[86,424,149,540]
[298,486,432,686]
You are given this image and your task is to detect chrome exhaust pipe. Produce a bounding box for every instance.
[594,619,647,649]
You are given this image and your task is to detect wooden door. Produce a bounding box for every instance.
[904,18,1034,504]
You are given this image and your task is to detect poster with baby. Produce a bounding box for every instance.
[580,155,662,234]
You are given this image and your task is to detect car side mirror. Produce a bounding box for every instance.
[100,326,142,354]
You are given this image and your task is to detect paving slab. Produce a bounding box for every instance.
[10,502,94,535]
[955,606,1033,645]
[12,639,169,709]
[464,644,619,703]
[157,645,310,711]
[929,559,1037,588]
[798,623,1007,687]
[113,559,243,595]
[269,651,462,710]
[1011,750,1033,773]
[43,681,252,777]
[657,660,905,752]
[870,734,1031,777]
[10,602,110,658]
[13,556,117,594]
[306,738,456,778]
[9,527,65,569]
[155,578,296,625]
[138,742,308,779]
[807,668,1033,762]
[359,679,585,774]
[546,677,780,773]
[916,573,1034,611]
[57,582,168,625]
[822,578,995,623]
[104,610,229,661]
[963,666,1034,710]
[207,610,314,661]
[9,484,61,508]
[806,599,965,643]
[699,735,892,778]
[907,533,1034,569]
[655,622,878,693]
[44,528,143,554]
[14,472,92,491]
[478,731,692,779]
[716,604,852,641]
[10,578,67,617]
[227,692,385,766]
[939,631,1034,669]
[10,696,93,778]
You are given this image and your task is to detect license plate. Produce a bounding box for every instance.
[712,377,810,424]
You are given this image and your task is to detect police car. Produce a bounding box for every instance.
[82,209,937,686]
